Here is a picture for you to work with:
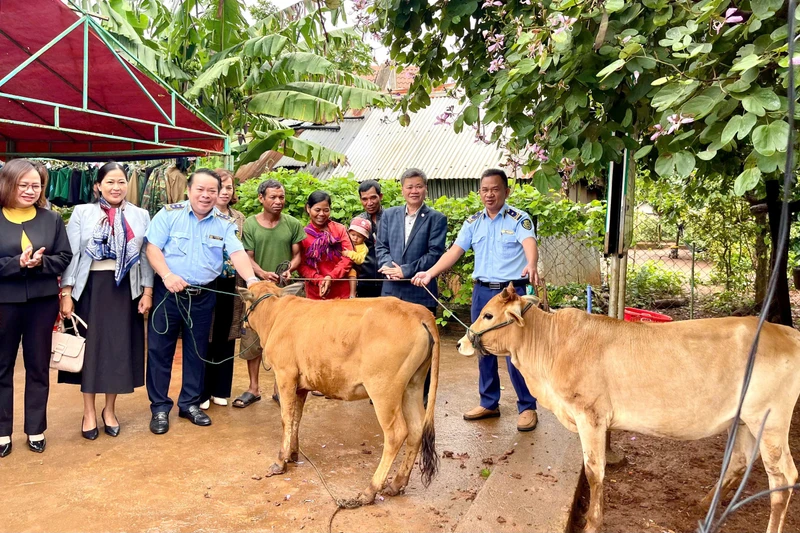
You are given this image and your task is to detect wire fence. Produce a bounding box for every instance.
[536,205,760,319]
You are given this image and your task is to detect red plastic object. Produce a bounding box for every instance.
[623,307,673,323]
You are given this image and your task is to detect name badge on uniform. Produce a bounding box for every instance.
[501,229,515,235]
[208,235,223,241]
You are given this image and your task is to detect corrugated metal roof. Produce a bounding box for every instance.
[273,98,515,181]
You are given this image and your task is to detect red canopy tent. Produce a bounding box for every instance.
[0,0,228,161]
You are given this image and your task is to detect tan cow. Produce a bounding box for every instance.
[458,284,800,533]
[239,281,440,506]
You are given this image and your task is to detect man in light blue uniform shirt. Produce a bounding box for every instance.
[145,168,258,435]
[412,168,540,432]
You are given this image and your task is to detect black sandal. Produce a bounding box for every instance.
[233,391,261,408]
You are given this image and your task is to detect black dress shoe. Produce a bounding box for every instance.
[150,412,170,435]
[82,417,99,440]
[0,441,11,458]
[27,437,46,453]
[178,405,212,426]
[102,409,120,437]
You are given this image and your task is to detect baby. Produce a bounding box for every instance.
[343,217,371,298]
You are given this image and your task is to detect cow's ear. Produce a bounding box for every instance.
[500,283,518,302]
[280,282,304,297]
[238,287,255,303]
[506,302,525,327]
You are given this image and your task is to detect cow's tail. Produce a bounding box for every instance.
[420,320,440,487]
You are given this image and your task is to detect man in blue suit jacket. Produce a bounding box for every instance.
[376,168,447,404]
[376,168,447,308]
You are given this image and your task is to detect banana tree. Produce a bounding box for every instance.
[186,1,391,169]
[76,0,194,85]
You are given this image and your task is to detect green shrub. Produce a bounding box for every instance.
[235,169,404,223]
[626,260,686,308]
[702,290,755,315]
[237,171,607,303]
[546,282,605,314]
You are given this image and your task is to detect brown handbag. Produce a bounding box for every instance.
[50,314,88,373]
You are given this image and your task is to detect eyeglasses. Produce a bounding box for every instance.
[18,183,42,192]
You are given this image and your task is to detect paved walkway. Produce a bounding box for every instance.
[1,336,580,532]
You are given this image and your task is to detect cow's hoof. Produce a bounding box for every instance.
[582,518,600,533]
[356,491,376,506]
[265,463,286,477]
[383,485,403,497]
[337,497,366,509]
[289,452,299,463]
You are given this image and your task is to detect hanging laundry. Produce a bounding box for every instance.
[67,169,83,205]
[139,163,159,201]
[141,164,168,217]
[48,167,71,207]
[126,167,141,206]
[80,167,96,203]
[165,165,187,204]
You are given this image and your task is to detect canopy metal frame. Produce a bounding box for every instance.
[0,2,231,163]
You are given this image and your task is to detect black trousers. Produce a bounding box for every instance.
[201,277,236,402]
[146,279,216,414]
[356,280,383,298]
[0,296,60,436]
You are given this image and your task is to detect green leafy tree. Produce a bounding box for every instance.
[249,0,279,21]
[186,1,389,168]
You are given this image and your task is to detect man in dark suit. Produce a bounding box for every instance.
[376,168,447,404]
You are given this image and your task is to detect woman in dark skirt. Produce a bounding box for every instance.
[59,162,154,439]
[199,169,245,410]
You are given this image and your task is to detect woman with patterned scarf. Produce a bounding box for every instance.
[59,162,154,440]
[297,190,354,301]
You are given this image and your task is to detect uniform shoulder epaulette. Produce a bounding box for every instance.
[164,203,185,211]
[505,207,523,221]
[214,211,234,223]
[466,211,482,224]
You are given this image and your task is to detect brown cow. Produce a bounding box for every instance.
[239,281,440,506]
[458,284,800,533]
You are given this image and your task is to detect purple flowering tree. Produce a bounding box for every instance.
[370,0,796,194]
[372,0,799,324]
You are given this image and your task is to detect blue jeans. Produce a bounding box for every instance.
[472,283,537,413]
[147,279,216,414]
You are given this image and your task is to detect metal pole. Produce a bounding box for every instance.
[83,19,89,109]
[587,284,593,314]
[690,243,695,320]
[617,251,628,319]
[224,137,233,171]
[608,255,619,319]
[0,18,85,88]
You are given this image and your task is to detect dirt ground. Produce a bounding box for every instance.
[593,291,800,533]
[0,335,577,533]
[595,408,800,533]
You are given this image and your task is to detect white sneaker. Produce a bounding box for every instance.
[199,400,210,410]
[211,397,228,406]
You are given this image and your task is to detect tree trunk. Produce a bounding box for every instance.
[753,211,769,306]
[765,180,793,327]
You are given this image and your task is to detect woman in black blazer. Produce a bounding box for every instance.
[0,159,72,457]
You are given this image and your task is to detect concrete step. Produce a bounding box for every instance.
[454,409,583,533]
